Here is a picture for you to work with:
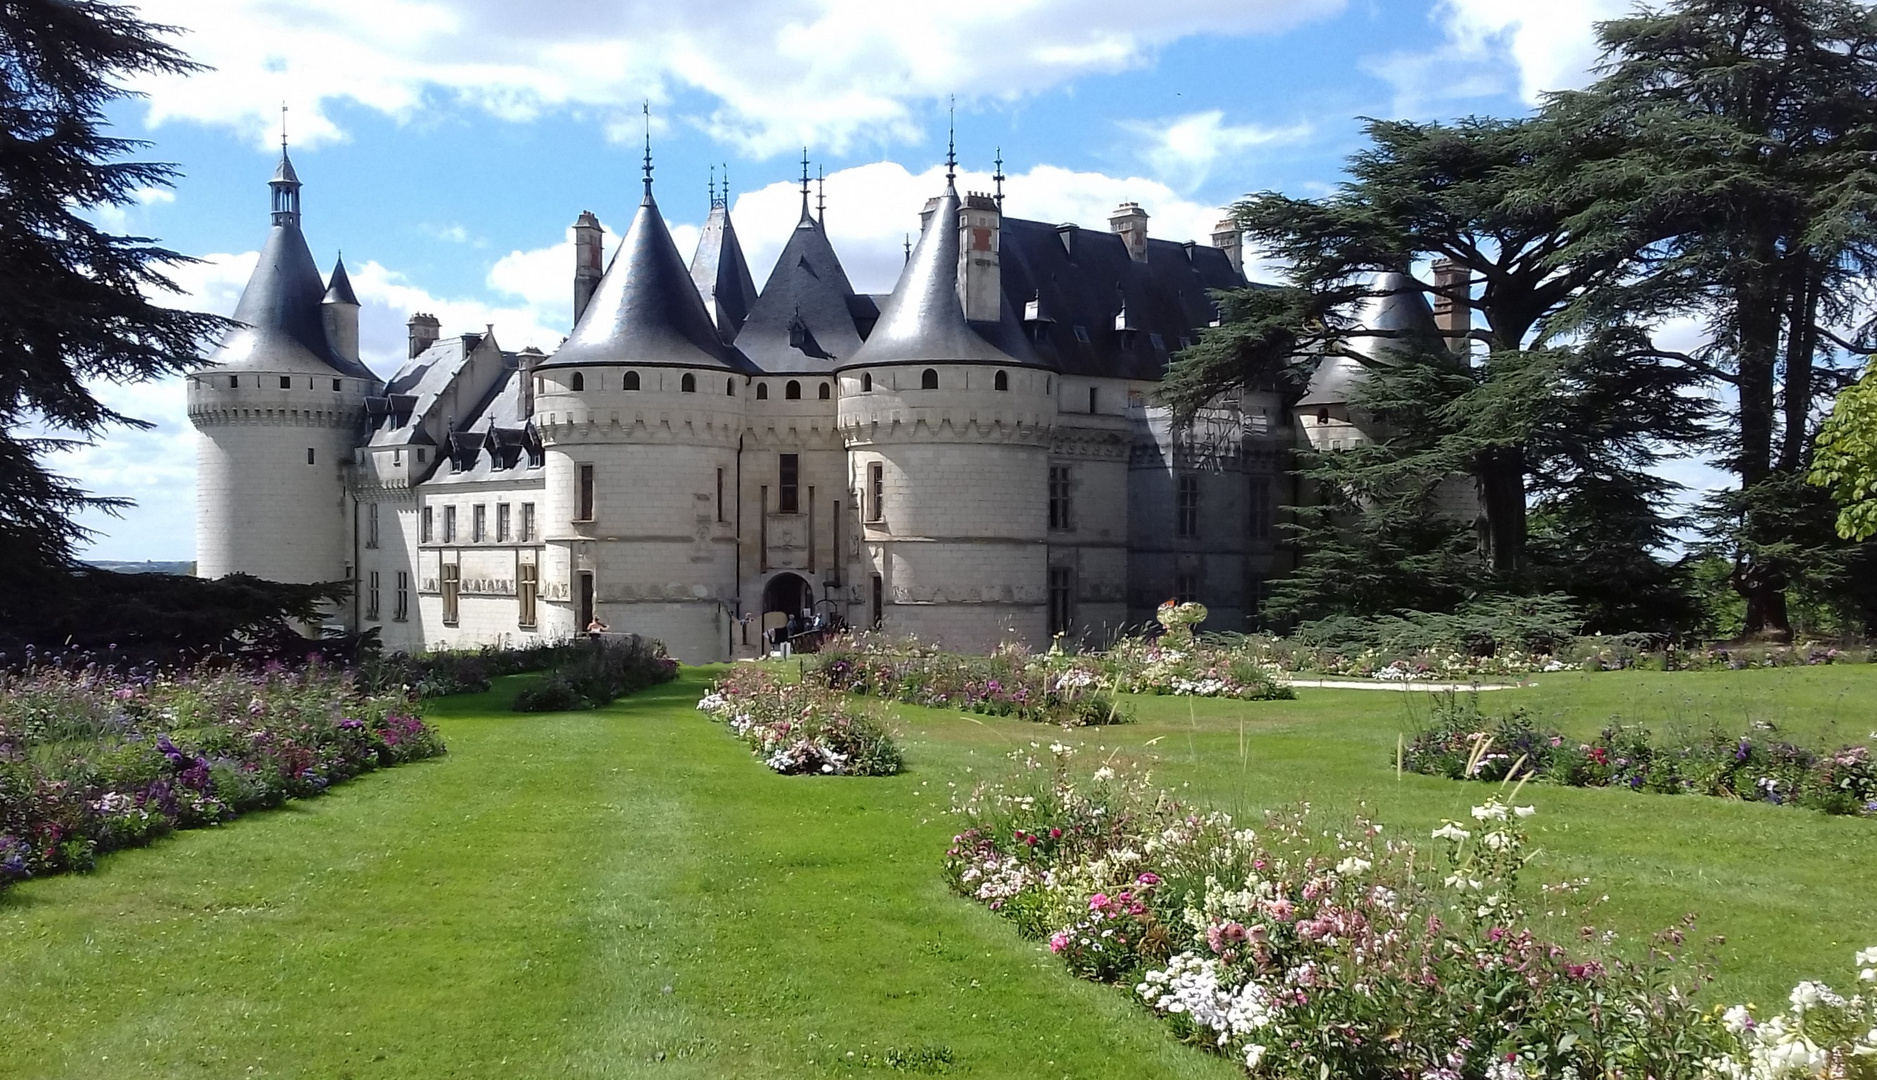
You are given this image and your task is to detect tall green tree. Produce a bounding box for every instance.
[1549,0,1877,638]
[0,0,230,581]
[1166,117,1704,627]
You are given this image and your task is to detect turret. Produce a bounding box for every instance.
[572,211,603,326]
[1211,218,1243,275]
[188,147,378,597]
[688,179,758,343]
[321,256,360,366]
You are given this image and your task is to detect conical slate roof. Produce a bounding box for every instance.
[1298,271,1440,407]
[688,203,758,342]
[734,213,864,373]
[842,184,1021,369]
[271,149,300,186]
[323,255,358,306]
[545,191,745,371]
[212,218,374,379]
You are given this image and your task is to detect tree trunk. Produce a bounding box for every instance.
[1728,243,1792,640]
[1473,445,1528,575]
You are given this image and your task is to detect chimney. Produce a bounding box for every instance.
[1109,202,1149,262]
[517,346,544,420]
[406,312,440,359]
[957,192,1001,322]
[1431,259,1471,360]
[572,210,603,326]
[1211,218,1243,275]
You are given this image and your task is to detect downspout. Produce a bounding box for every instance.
[350,490,361,633]
[734,427,745,657]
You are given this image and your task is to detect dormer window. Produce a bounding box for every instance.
[570,372,585,391]
[623,370,640,390]
[681,373,697,393]
[785,380,801,400]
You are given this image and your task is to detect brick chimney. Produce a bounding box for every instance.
[957,192,1001,322]
[406,312,440,359]
[1431,259,1471,360]
[1109,202,1149,262]
[572,210,603,326]
[1211,218,1243,275]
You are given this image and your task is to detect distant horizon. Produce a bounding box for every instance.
[64,0,1730,562]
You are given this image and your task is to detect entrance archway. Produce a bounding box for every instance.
[761,572,814,619]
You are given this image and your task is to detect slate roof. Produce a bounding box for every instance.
[1297,271,1441,407]
[211,218,375,380]
[543,190,748,372]
[843,185,1037,370]
[998,220,1243,380]
[323,256,358,306]
[367,334,484,447]
[688,204,758,342]
[430,365,544,484]
[733,210,866,373]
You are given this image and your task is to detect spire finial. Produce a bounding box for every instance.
[903,232,912,264]
[641,100,653,198]
[798,147,812,219]
[945,95,957,187]
[816,165,825,225]
[721,162,730,208]
[993,147,1005,211]
[280,101,289,152]
[708,164,716,209]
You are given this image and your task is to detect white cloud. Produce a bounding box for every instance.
[1120,111,1311,192]
[129,0,1344,155]
[88,185,179,234]
[1439,0,1629,103]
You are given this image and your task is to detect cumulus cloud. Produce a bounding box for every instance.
[129,0,1344,155]
[1366,0,1628,115]
[1119,111,1311,192]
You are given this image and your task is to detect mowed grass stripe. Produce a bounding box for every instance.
[0,670,1239,1080]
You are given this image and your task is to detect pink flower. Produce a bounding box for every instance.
[1136,872,1161,886]
[1089,892,1108,911]
[1048,931,1069,953]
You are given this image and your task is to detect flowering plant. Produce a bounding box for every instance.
[0,661,443,892]
[949,749,1735,1079]
[1704,953,1877,1080]
[698,667,901,776]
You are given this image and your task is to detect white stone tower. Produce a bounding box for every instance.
[838,161,1057,652]
[187,146,378,584]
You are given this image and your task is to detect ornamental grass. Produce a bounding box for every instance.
[0,661,443,891]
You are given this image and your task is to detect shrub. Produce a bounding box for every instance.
[0,661,443,892]
[510,636,679,712]
[698,667,901,776]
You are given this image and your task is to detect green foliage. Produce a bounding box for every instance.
[1811,359,1877,540]
[1290,593,1586,657]
[0,1,233,576]
[509,637,679,712]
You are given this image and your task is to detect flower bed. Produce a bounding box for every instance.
[946,748,1877,1078]
[815,637,1137,726]
[510,635,680,712]
[0,662,443,892]
[1402,697,1877,817]
[698,667,901,776]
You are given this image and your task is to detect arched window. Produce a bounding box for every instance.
[920,368,938,390]
[726,378,736,396]
[861,373,873,392]
[570,372,585,391]
[681,373,697,393]
[623,370,640,391]
[818,382,831,400]
[756,383,769,400]
[785,380,801,400]
[994,370,1009,391]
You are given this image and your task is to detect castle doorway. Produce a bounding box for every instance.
[761,572,814,619]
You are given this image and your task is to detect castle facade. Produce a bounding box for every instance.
[189,149,1454,661]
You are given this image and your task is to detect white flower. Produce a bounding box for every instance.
[1722,1005,1755,1034]
[1857,946,1877,967]
[1335,856,1372,876]
[1431,823,1471,842]
[1244,1044,1267,1070]
[1471,803,1509,822]
[1513,805,1536,818]
[1092,766,1116,782]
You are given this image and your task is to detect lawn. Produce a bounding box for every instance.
[2,665,1873,1079]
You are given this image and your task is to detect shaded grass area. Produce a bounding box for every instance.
[2,666,1873,1078]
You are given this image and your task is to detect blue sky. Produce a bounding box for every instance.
[72,0,1709,562]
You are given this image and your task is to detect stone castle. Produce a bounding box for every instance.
[190,143,1461,661]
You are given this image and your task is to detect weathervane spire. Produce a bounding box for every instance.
[798,147,812,220]
[816,165,825,226]
[708,164,716,209]
[280,101,289,151]
[641,101,653,198]
[993,146,1005,210]
[945,95,957,189]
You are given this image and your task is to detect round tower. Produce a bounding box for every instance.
[188,148,377,586]
[838,180,1057,653]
